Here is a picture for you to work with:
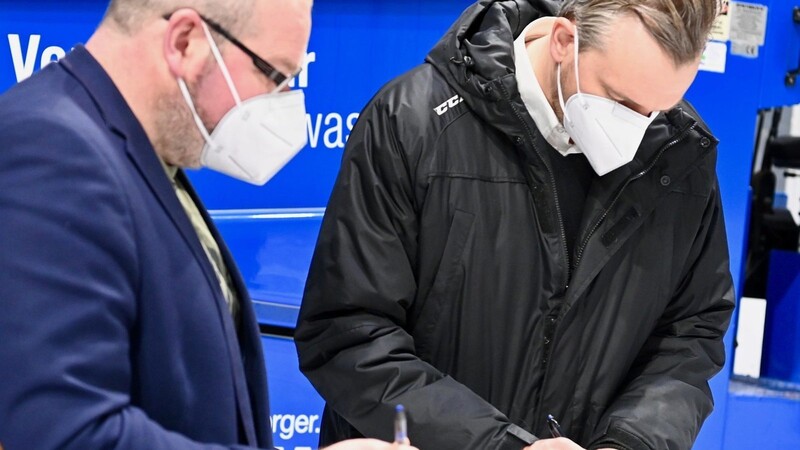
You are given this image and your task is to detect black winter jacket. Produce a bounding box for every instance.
[295,1,735,449]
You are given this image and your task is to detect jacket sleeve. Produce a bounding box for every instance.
[589,183,736,450]
[294,100,537,449]
[0,118,260,450]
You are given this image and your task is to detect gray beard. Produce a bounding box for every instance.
[153,79,210,169]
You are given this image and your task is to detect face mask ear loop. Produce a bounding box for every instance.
[178,78,213,145]
[200,21,242,106]
[572,25,588,108]
[271,75,293,95]
[556,64,571,124]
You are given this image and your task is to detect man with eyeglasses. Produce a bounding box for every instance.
[0,1,415,449]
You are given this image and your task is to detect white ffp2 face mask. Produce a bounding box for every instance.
[178,22,308,186]
[557,28,658,176]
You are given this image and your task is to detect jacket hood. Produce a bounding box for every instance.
[426,0,559,110]
[425,0,715,175]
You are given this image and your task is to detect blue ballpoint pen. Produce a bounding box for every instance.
[394,404,407,444]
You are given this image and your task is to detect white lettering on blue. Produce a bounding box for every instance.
[289,52,316,89]
[8,34,66,82]
[270,414,321,441]
[306,112,359,149]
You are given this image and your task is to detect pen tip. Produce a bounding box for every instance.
[547,414,554,420]
[396,404,404,413]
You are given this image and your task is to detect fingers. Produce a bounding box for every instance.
[392,438,418,450]
[323,438,419,450]
[394,445,419,450]
[524,437,586,450]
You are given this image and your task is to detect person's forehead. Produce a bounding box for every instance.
[583,17,699,110]
[243,0,311,73]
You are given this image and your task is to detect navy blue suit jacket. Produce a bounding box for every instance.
[0,47,272,449]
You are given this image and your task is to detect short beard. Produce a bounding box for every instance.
[153,76,212,168]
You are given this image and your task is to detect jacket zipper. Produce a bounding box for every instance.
[504,89,572,291]
[501,83,573,426]
[533,120,697,425]
[572,122,698,272]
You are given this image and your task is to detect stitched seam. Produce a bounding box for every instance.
[431,107,471,150]
[301,323,386,353]
[427,172,527,183]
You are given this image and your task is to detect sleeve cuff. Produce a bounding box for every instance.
[589,426,651,450]
[499,424,538,449]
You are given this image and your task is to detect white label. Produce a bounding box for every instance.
[699,41,728,74]
[710,0,732,41]
[730,1,768,46]
[733,297,767,379]
[731,41,759,58]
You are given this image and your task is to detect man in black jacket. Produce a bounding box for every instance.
[296,1,734,449]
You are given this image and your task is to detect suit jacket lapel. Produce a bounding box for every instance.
[178,171,260,447]
[60,46,258,446]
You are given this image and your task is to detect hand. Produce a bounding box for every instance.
[522,438,616,450]
[324,438,418,450]
[523,437,586,450]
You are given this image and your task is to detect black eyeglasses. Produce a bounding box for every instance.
[163,12,300,90]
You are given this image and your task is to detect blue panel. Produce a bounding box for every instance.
[762,250,800,382]
[262,334,325,450]
[686,44,760,450]
[723,380,800,449]
[758,0,800,108]
[212,209,324,327]
[684,1,800,446]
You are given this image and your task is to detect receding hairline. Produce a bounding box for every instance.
[559,0,721,66]
[102,0,256,36]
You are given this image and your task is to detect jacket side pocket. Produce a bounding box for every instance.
[413,208,475,358]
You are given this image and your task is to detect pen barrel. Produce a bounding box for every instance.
[394,409,407,443]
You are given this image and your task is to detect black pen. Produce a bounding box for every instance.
[547,414,563,438]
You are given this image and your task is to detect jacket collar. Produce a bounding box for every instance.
[59,45,142,140]
[566,110,717,307]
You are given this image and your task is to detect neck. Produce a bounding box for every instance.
[85,25,161,147]
[524,20,561,120]
[527,35,563,118]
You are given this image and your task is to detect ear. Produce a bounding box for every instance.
[163,9,211,82]
[549,17,576,65]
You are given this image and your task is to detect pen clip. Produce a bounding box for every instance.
[547,414,563,438]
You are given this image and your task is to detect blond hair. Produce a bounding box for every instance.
[559,0,721,65]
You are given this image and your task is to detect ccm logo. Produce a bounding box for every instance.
[433,94,464,116]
